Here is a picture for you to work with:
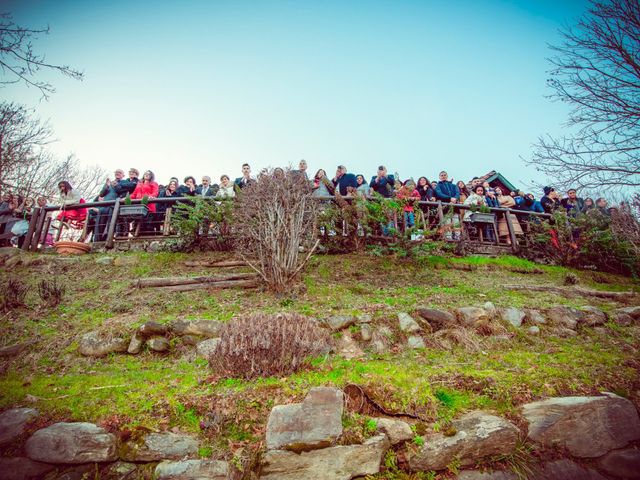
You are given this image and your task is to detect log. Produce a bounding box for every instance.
[183,260,247,267]
[502,284,637,300]
[133,272,257,288]
[0,339,37,358]
[156,279,259,292]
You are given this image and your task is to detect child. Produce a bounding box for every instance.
[396,180,420,229]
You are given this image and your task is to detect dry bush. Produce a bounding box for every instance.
[0,278,28,311]
[232,168,320,293]
[38,277,65,307]
[208,313,332,379]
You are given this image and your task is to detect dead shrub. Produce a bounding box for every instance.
[208,313,332,379]
[38,277,65,307]
[0,277,28,310]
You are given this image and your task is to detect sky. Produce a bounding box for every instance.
[3,0,590,191]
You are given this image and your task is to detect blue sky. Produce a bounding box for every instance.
[4,0,589,191]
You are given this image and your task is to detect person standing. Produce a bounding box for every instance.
[369,166,395,198]
[235,164,256,190]
[435,171,460,240]
[332,165,358,196]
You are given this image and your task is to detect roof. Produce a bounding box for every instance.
[467,170,518,193]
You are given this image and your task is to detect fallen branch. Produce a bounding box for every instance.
[0,339,37,358]
[132,273,257,288]
[502,284,637,300]
[183,260,247,267]
[156,279,259,292]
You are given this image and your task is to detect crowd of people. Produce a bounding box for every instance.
[0,159,621,247]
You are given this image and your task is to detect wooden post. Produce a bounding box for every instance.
[29,208,47,251]
[21,208,40,251]
[39,217,52,249]
[504,209,519,252]
[163,207,172,236]
[105,198,120,249]
[436,202,445,239]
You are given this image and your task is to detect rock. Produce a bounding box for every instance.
[0,457,55,480]
[102,462,138,480]
[360,323,372,341]
[121,432,199,461]
[552,326,578,337]
[417,308,456,331]
[597,447,640,479]
[370,339,388,355]
[613,313,634,326]
[456,307,489,327]
[138,321,169,337]
[398,312,421,333]
[78,331,129,357]
[266,387,343,451]
[155,460,229,480]
[95,256,114,265]
[546,306,584,330]
[408,411,519,471]
[530,459,608,480]
[456,470,517,480]
[148,240,163,252]
[322,315,356,331]
[169,319,222,338]
[357,314,372,324]
[616,306,640,319]
[127,331,144,354]
[525,309,547,325]
[261,434,389,480]
[337,333,364,360]
[181,335,199,346]
[526,326,540,335]
[0,407,39,446]
[483,302,497,313]
[55,464,96,480]
[407,335,425,349]
[374,418,413,445]
[147,336,170,352]
[580,306,607,327]
[522,392,640,457]
[499,307,525,328]
[113,255,139,266]
[25,422,117,464]
[196,338,220,358]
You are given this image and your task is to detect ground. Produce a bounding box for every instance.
[0,250,639,477]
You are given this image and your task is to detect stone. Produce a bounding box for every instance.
[113,255,139,266]
[398,312,421,333]
[529,459,607,480]
[147,336,170,352]
[525,309,547,324]
[55,464,96,480]
[78,331,129,357]
[322,315,356,331]
[408,411,519,471]
[266,387,343,451]
[196,338,220,358]
[522,392,640,457]
[0,457,55,480]
[181,335,199,346]
[580,306,608,327]
[138,321,169,337]
[337,333,364,360]
[370,339,388,355]
[121,432,199,461]
[499,307,525,328]
[417,308,456,331]
[483,302,497,313]
[95,256,114,265]
[360,323,372,341]
[155,460,229,480]
[25,422,117,464]
[456,470,517,480]
[169,319,222,338]
[148,240,163,252]
[0,407,39,446]
[374,418,413,445]
[552,326,578,337]
[357,314,372,324]
[546,306,584,330]
[616,306,640,319]
[613,313,634,326]
[261,435,389,480]
[127,331,144,354]
[456,307,489,327]
[597,447,640,479]
[102,462,138,480]
[407,335,425,349]
[526,326,540,335]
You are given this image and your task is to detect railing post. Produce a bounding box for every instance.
[21,207,40,251]
[505,209,519,252]
[105,198,120,249]
[29,208,45,251]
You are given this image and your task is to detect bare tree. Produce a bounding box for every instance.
[0,12,83,99]
[232,168,320,293]
[529,0,640,192]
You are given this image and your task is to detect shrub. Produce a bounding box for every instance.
[0,278,28,311]
[171,197,233,251]
[38,277,65,307]
[208,313,331,379]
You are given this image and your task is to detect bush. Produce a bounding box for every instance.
[208,313,331,379]
[38,277,65,307]
[171,197,233,251]
[0,278,28,310]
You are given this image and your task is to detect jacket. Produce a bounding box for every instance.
[131,181,159,213]
[333,173,358,196]
[369,175,395,198]
[435,181,460,202]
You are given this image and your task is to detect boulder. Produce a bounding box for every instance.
[0,457,55,480]
[266,387,343,451]
[138,321,168,337]
[78,331,129,357]
[322,315,356,332]
[483,302,497,314]
[526,326,540,335]
[613,313,634,326]
[408,411,519,471]
[597,447,640,479]
[407,335,425,349]
[181,335,199,346]
[147,336,170,352]
[360,324,372,342]
[169,320,222,338]
[616,306,640,319]
[127,331,144,354]
[529,459,607,480]
[357,314,372,324]
[155,460,229,480]
[455,307,489,327]
[25,422,117,464]
[370,339,388,355]
[499,307,525,328]
[337,333,364,360]
[522,392,640,457]
[196,338,221,358]
[417,308,456,331]
[374,418,413,445]
[260,435,388,480]
[525,309,547,325]
[0,407,39,446]
[398,313,421,333]
[546,306,584,330]
[456,470,517,480]
[580,306,607,327]
[121,432,199,461]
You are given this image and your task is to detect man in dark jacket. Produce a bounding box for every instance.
[434,171,460,203]
[114,168,139,198]
[94,169,126,242]
[235,164,256,190]
[196,176,218,197]
[332,165,358,196]
[369,166,395,198]
[560,188,584,216]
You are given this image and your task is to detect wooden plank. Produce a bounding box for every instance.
[30,208,47,251]
[133,272,257,288]
[183,260,247,268]
[155,279,259,292]
[105,198,120,249]
[504,210,518,252]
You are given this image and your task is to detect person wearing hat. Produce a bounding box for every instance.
[541,186,561,214]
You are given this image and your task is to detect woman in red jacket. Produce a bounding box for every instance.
[130,170,159,234]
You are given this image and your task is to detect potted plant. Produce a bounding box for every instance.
[119,194,149,219]
[470,205,496,224]
[54,240,91,255]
